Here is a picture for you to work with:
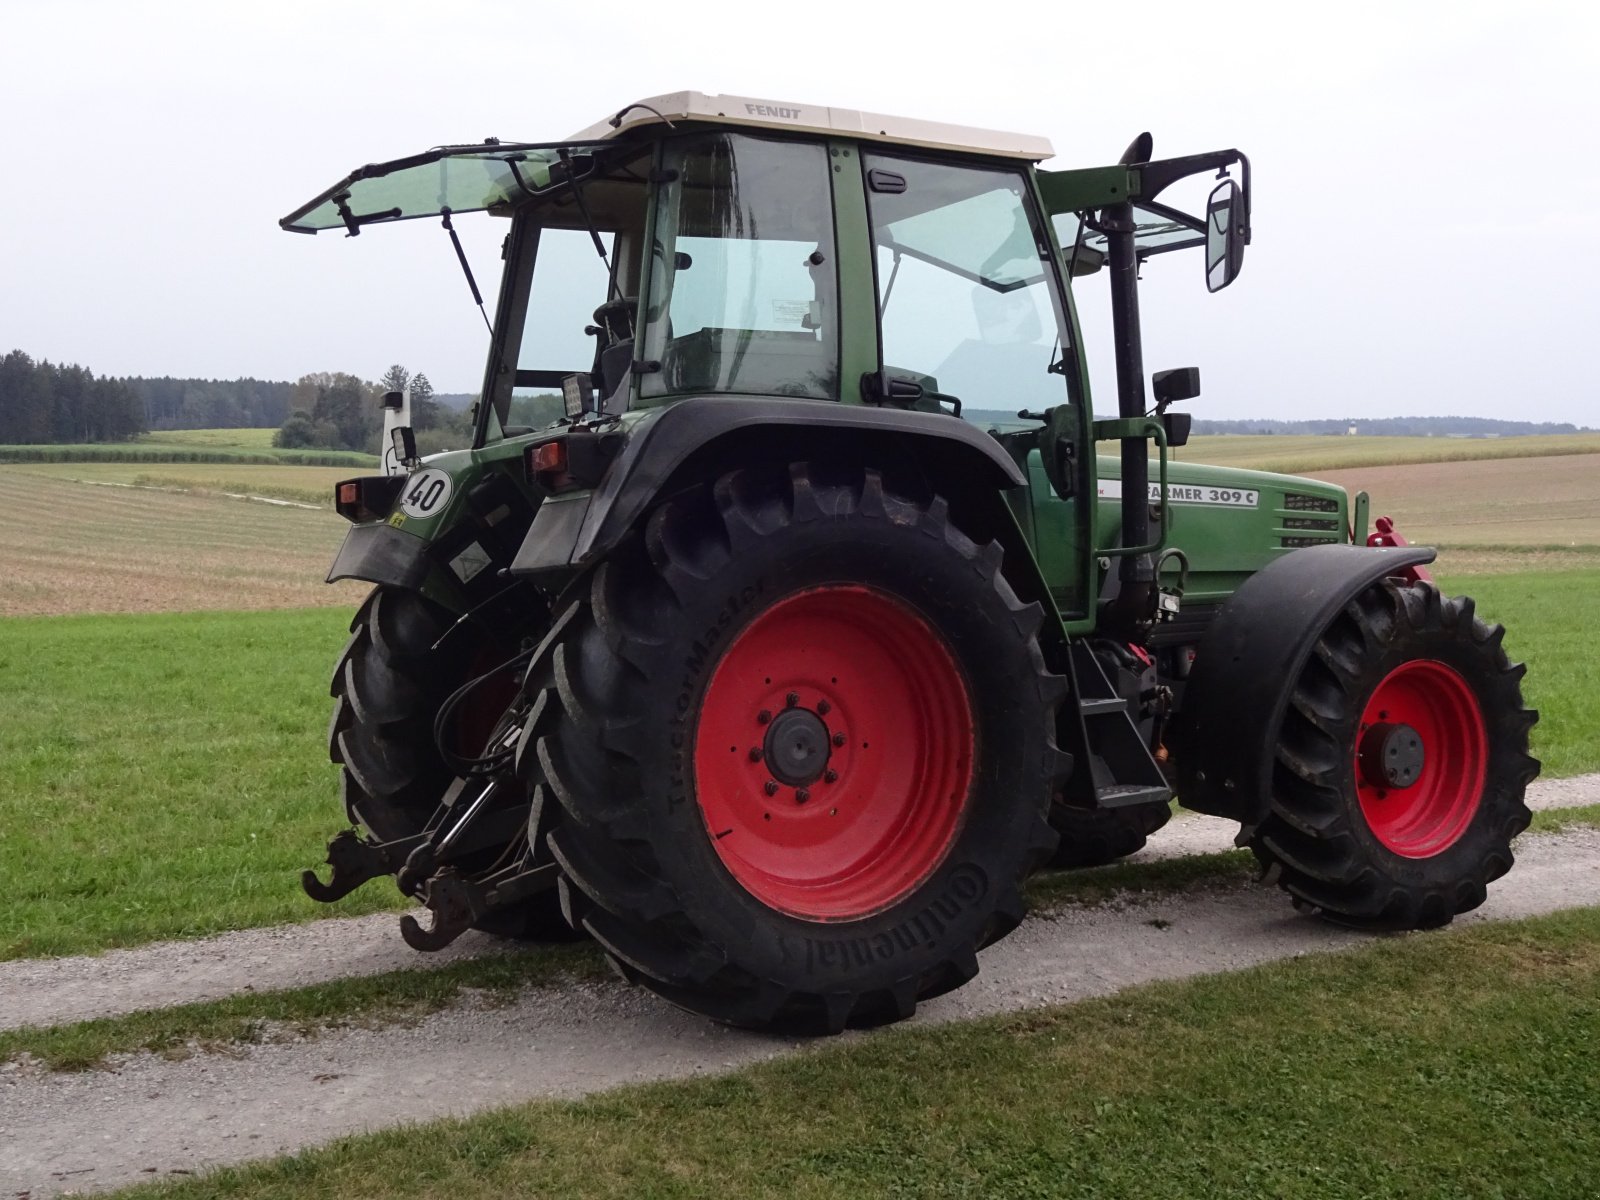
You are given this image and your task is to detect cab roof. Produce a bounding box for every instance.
[570,91,1055,161]
[279,92,1055,235]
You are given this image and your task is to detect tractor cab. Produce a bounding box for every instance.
[281,94,1247,452]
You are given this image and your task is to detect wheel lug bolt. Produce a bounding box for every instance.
[816,699,831,716]
[786,691,799,708]
[832,732,847,747]
[757,710,772,725]
[796,789,811,804]
[748,747,763,762]
[764,780,779,796]
[824,769,838,784]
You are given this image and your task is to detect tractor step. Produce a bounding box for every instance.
[1077,697,1130,717]
[1059,641,1172,810]
[1094,784,1173,809]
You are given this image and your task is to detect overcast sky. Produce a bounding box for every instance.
[3,0,1596,423]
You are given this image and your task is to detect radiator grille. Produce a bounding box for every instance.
[1284,492,1341,513]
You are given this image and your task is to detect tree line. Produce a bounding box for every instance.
[0,351,146,444]
[273,365,473,455]
[0,350,481,455]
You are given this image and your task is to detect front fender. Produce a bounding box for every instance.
[509,397,1026,576]
[1172,543,1438,826]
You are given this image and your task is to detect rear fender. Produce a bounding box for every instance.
[1171,543,1437,826]
[510,396,1027,575]
[327,522,466,611]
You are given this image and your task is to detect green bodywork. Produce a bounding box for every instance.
[293,123,1354,639]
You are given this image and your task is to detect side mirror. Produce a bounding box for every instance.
[1205,179,1247,293]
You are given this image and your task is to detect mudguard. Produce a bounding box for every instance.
[510,396,1027,576]
[327,522,463,609]
[1172,543,1437,826]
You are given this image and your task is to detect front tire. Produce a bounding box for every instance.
[536,464,1068,1032]
[1251,579,1538,929]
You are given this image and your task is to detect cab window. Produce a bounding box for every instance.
[640,134,839,402]
[864,155,1072,418]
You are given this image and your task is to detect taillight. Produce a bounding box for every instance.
[525,431,624,492]
[333,475,406,523]
[531,440,568,474]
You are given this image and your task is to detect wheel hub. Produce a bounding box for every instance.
[1359,722,1425,790]
[763,707,832,787]
[692,584,975,920]
[1354,658,1488,858]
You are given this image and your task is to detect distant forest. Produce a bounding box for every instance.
[0,351,146,443]
[4,349,1591,447]
[0,351,479,454]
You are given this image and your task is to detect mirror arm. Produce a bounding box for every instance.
[1137,149,1247,205]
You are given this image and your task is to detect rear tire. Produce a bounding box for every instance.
[1251,579,1538,929]
[329,586,577,941]
[536,463,1068,1032]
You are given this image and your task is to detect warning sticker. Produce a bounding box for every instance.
[1098,479,1259,508]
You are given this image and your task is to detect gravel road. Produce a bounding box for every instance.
[3,819,1598,1198]
[4,773,1593,1035]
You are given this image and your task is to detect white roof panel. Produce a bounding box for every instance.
[569,91,1054,161]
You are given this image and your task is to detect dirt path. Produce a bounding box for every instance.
[3,825,1598,1197]
[2,773,1593,1036]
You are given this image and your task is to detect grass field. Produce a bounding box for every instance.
[0,608,400,960]
[147,428,280,448]
[1320,455,1600,567]
[0,431,1591,960]
[106,906,1600,1200]
[0,427,378,467]
[1174,430,1600,473]
[0,568,1588,963]
[1,460,351,507]
[0,472,365,615]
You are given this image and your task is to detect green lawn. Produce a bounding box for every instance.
[0,608,405,960]
[0,570,1591,961]
[1435,570,1599,778]
[107,906,1600,1200]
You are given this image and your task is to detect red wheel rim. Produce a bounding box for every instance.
[1355,659,1487,858]
[693,585,975,921]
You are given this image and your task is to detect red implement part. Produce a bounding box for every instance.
[1355,659,1488,858]
[1367,515,1433,583]
[693,585,974,921]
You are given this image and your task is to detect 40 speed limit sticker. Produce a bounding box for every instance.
[398,468,454,518]
[1097,479,1259,507]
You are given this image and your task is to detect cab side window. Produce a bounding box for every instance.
[641,134,840,401]
[864,156,1070,416]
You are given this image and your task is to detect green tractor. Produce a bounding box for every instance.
[290,93,1539,1033]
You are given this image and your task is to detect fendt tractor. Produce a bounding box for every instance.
[288,93,1538,1033]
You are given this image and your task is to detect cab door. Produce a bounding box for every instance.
[859,152,1094,618]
